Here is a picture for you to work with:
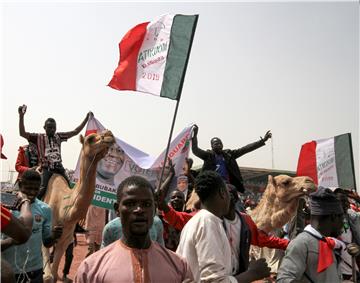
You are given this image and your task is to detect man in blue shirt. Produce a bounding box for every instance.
[1,169,62,283]
[101,215,164,248]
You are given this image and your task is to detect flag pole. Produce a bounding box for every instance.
[156,15,198,191]
[157,99,181,191]
[348,133,357,192]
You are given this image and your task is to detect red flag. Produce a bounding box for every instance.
[296,140,317,184]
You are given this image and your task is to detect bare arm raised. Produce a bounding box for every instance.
[156,160,175,213]
[183,157,195,186]
[19,105,93,140]
[62,111,93,139]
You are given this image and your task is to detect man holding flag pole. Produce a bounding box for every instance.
[75,15,199,282]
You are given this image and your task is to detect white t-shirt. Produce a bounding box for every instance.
[224,213,242,275]
[176,209,237,283]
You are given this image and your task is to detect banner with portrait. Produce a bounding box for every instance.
[74,116,194,209]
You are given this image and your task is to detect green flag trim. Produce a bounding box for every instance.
[160,14,198,100]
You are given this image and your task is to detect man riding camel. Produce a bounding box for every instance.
[18,105,92,199]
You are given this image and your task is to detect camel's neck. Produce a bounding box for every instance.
[252,192,273,218]
[250,190,276,231]
[67,152,97,223]
[252,193,299,233]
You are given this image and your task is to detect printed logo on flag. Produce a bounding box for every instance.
[297,133,356,190]
[108,14,198,100]
[316,138,338,187]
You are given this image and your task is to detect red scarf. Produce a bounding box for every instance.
[317,237,335,273]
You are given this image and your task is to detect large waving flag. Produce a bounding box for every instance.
[296,133,356,190]
[108,14,198,100]
[74,116,194,209]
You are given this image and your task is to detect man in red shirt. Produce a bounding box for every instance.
[157,170,288,275]
[14,143,39,188]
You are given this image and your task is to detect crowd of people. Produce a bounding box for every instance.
[1,105,360,283]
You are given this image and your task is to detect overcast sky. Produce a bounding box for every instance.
[1,1,358,187]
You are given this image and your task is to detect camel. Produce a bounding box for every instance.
[249,174,316,274]
[187,174,316,275]
[186,174,316,225]
[185,174,316,274]
[42,130,115,282]
[181,174,317,278]
[249,174,316,233]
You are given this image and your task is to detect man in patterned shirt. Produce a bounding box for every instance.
[76,176,193,283]
[18,105,92,199]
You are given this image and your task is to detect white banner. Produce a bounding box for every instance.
[74,116,193,209]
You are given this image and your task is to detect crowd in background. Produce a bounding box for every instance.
[1,107,360,283]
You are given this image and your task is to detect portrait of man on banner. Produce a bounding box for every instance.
[96,143,125,186]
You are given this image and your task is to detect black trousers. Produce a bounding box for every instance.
[63,242,74,276]
[37,166,70,200]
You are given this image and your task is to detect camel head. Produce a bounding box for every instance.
[251,174,316,232]
[265,174,316,203]
[79,130,115,163]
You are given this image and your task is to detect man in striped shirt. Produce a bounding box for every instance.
[18,105,92,199]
